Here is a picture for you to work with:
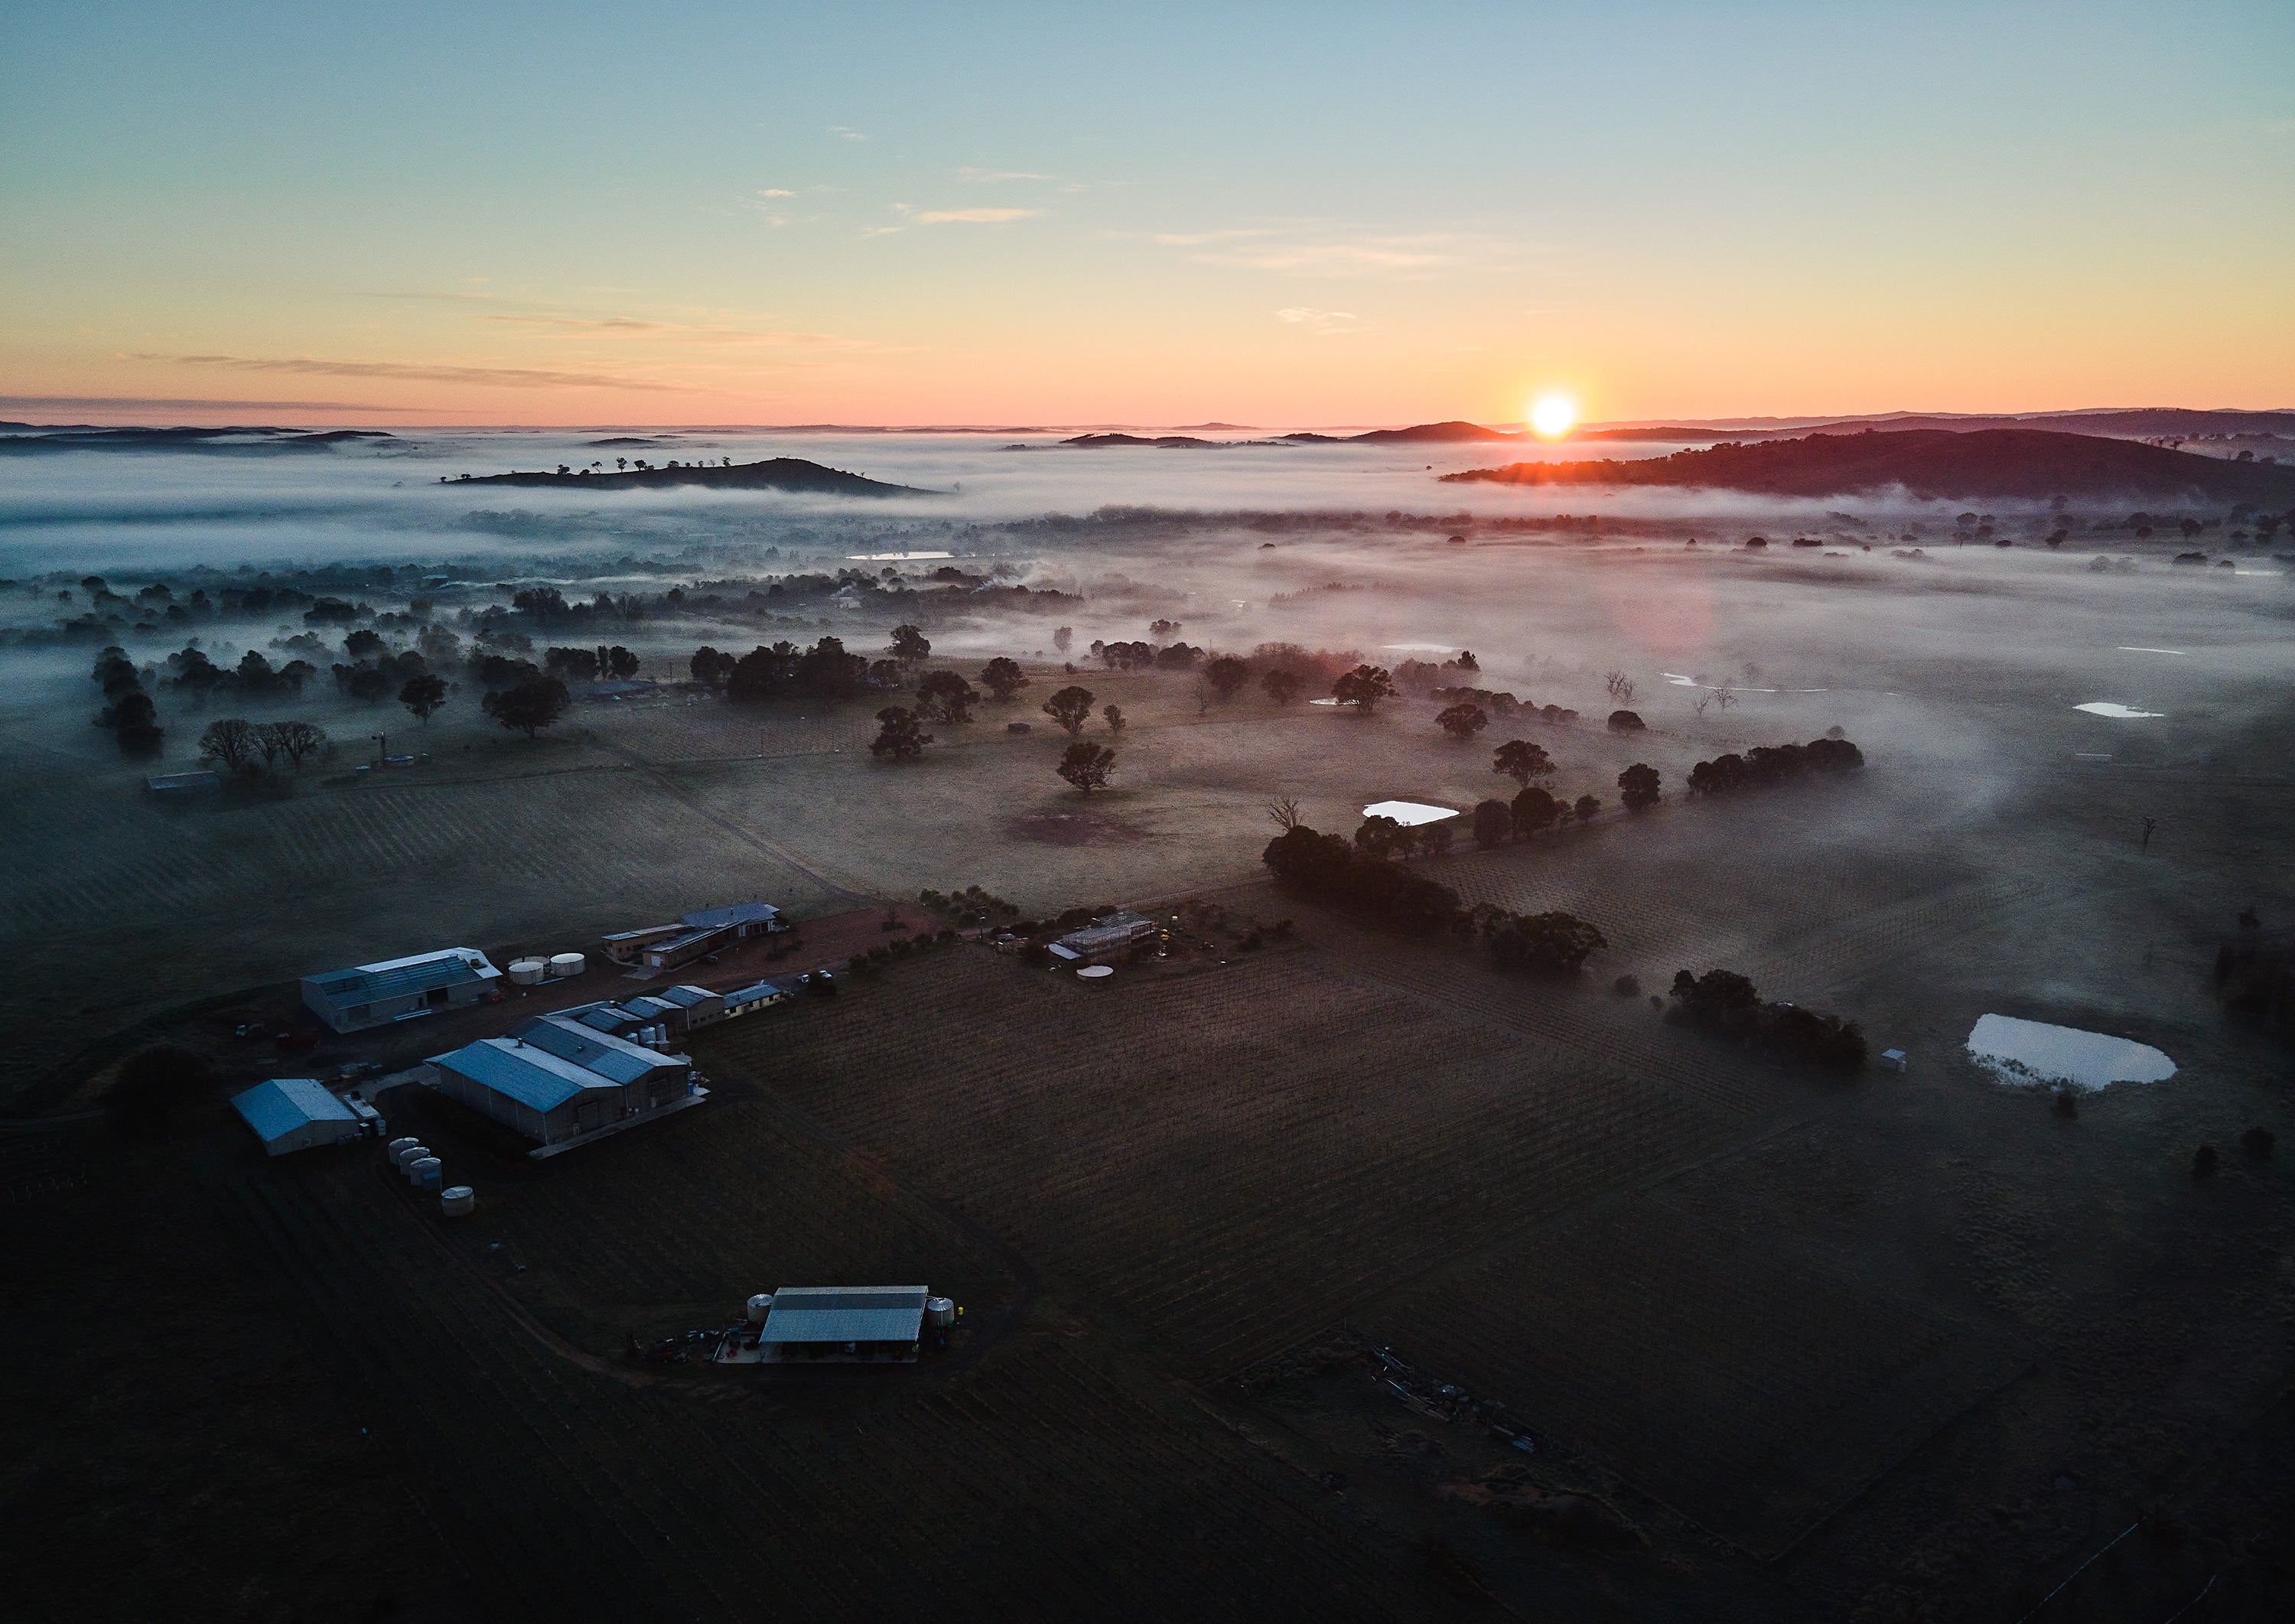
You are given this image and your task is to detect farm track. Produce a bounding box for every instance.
[1359,1192,2029,1561]
[213,1132,1438,1621]
[705,949,1771,1380]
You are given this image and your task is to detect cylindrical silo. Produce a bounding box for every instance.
[439,1186,475,1217]
[747,1294,775,1323]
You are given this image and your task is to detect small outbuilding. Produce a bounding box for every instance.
[230,1078,365,1156]
[1053,910,1156,964]
[427,1014,698,1151]
[756,1285,929,1363]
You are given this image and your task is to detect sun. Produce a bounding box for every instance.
[1529,394,1577,438]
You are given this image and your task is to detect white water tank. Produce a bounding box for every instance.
[548,952,587,979]
[508,958,547,985]
[392,1142,430,1170]
[926,1297,955,1329]
[440,1186,475,1217]
[386,1136,418,1161]
[746,1293,775,1323]
[409,1157,442,1188]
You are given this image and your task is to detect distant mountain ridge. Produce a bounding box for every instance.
[1444,429,2295,503]
[457,457,933,496]
[1583,408,2295,443]
[0,425,394,453]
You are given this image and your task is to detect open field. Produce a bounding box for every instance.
[4,515,2294,1619]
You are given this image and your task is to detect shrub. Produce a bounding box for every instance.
[106,1045,218,1137]
[1668,968,1867,1072]
[1613,974,1640,998]
[2241,1126,2275,1158]
[2191,1144,2219,1178]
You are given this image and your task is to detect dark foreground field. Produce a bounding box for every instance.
[4,545,2293,1619]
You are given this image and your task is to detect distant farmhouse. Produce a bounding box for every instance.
[1046,910,1157,967]
[425,1013,705,1153]
[756,1285,932,1363]
[301,948,502,1033]
[601,900,785,973]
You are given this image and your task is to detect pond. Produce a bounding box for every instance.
[1965,1013,2176,1092]
[2075,702,2164,718]
[1362,799,1460,827]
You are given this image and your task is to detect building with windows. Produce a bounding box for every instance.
[230,1077,377,1155]
[300,948,502,1034]
[426,1014,700,1151]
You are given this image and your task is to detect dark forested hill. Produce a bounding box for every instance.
[458,457,934,495]
[1444,429,2295,503]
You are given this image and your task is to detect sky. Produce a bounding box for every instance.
[3,1,2290,427]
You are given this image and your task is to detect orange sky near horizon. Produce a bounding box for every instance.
[4,4,2290,429]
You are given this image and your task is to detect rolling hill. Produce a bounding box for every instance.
[457,457,935,496]
[1442,429,2295,503]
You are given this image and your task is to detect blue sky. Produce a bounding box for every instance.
[4,2,2289,423]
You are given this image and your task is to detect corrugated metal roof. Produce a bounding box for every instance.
[757,1285,928,1346]
[304,950,489,1009]
[511,1015,682,1085]
[438,1040,613,1114]
[679,900,780,930]
[656,985,719,1009]
[230,1078,357,1143]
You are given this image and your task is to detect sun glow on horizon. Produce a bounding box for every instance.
[1529,394,1577,439]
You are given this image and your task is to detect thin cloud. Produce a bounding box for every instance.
[1275,307,1362,333]
[1154,223,1532,278]
[0,393,437,414]
[1153,229,1276,247]
[1196,239,1453,275]
[138,353,698,392]
[757,187,796,197]
[829,126,868,141]
[958,167,1051,183]
[912,207,1041,224]
[477,314,881,350]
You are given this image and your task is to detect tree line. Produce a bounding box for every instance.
[1667,968,1867,1071]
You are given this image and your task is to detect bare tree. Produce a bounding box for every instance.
[1713,685,1736,711]
[1267,796,1304,832]
[1693,693,1711,718]
[1604,670,1636,705]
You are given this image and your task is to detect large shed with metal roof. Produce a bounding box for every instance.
[426,1014,697,1147]
[229,1077,366,1156]
[756,1285,929,1363]
[301,948,502,1033]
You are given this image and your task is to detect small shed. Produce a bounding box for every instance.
[145,770,223,796]
[757,1285,929,1363]
[230,1078,364,1156]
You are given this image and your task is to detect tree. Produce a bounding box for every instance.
[979,656,1030,700]
[1493,739,1554,785]
[1268,796,1304,832]
[890,624,931,664]
[604,646,640,679]
[1423,821,1456,858]
[869,705,934,761]
[1261,668,1306,705]
[1053,626,1073,653]
[915,669,979,725]
[1043,685,1095,734]
[482,676,571,738]
[1204,656,1249,701]
[1488,910,1607,976]
[545,646,601,682]
[1606,709,1646,733]
[1618,763,1661,810]
[1353,815,1403,858]
[1102,704,1125,734]
[691,646,736,690]
[198,718,262,776]
[1511,785,1558,839]
[267,719,327,770]
[1333,665,1396,713]
[1604,670,1636,705]
[1473,799,1512,848]
[1057,740,1115,793]
[1574,794,1601,822]
[399,672,448,724]
[1437,702,1488,742]
[106,1044,216,1137]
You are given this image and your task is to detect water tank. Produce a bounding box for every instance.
[392,1142,430,1170]
[409,1156,442,1188]
[925,1296,955,1328]
[386,1136,418,1160]
[507,958,547,985]
[440,1186,475,1217]
[548,952,587,979]
[746,1293,775,1323]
